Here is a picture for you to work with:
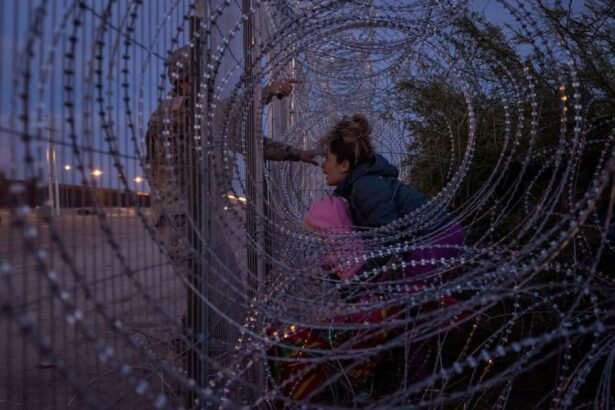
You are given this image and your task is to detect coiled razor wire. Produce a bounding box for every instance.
[0,0,614,408]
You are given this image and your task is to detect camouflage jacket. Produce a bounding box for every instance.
[146,95,193,218]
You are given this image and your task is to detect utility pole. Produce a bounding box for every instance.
[47,116,60,216]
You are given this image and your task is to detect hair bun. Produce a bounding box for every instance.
[350,114,371,138]
[320,113,375,167]
[339,114,371,145]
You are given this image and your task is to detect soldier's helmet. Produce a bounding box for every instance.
[167,45,192,83]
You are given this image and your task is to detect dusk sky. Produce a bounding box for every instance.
[0,1,578,189]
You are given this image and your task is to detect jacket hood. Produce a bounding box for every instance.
[334,154,399,197]
[303,196,364,280]
[304,196,354,232]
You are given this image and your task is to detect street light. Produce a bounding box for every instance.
[223,193,247,203]
[64,164,71,171]
[132,176,145,205]
[46,120,60,216]
[91,169,103,177]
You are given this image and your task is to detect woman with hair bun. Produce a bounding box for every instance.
[319,114,465,281]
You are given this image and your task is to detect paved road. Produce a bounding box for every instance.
[0,208,186,409]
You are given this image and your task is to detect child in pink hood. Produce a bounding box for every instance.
[304,196,462,305]
[303,194,467,355]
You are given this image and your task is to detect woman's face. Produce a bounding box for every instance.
[321,149,350,186]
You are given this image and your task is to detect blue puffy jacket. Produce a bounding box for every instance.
[334,154,448,229]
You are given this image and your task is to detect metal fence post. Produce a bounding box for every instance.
[186,8,209,407]
[243,0,266,398]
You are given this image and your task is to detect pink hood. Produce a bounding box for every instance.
[304,196,364,280]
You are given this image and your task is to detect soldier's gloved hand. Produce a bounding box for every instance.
[268,78,301,100]
[298,148,320,166]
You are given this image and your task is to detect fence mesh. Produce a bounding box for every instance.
[1,1,615,409]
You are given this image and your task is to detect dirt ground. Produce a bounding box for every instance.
[0,208,188,409]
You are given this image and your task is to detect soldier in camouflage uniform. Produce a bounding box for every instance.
[146,44,318,286]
